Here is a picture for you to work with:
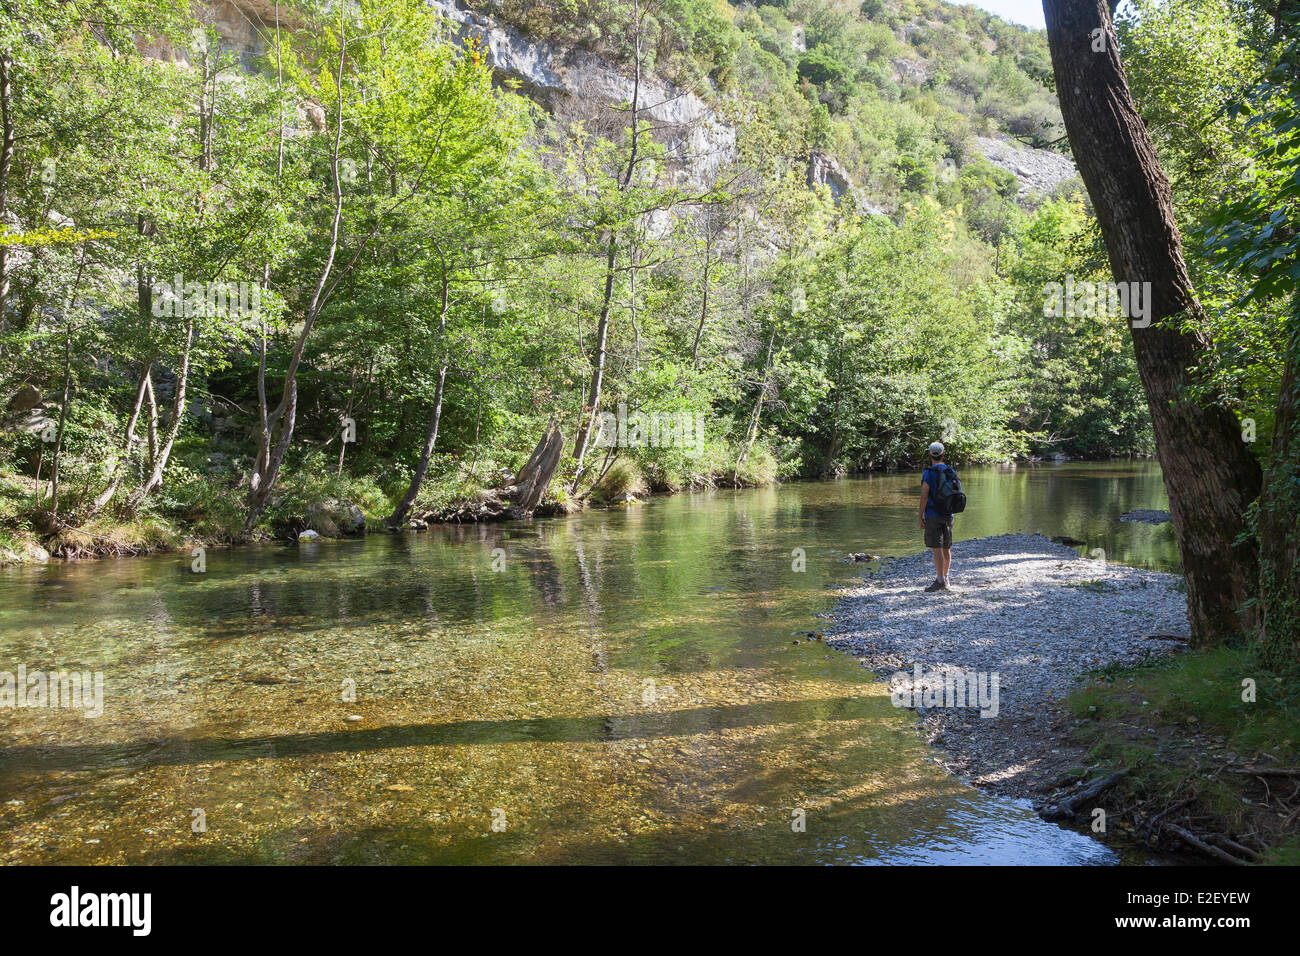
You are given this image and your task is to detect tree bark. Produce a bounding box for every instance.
[244,20,350,534]
[91,359,152,512]
[387,261,453,527]
[513,420,565,517]
[127,316,194,510]
[388,365,448,528]
[1042,0,1262,645]
[569,233,617,492]
[91,217,157,514]
[736,322,778,482]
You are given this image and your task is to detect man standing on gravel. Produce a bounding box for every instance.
[918,441,955,592]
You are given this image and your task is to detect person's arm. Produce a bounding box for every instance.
[918,474,930,529]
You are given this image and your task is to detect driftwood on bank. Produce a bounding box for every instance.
[1165,824,1249,866]
[1041,770,1128,821]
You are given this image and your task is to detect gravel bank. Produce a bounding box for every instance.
[827,534,1189,800]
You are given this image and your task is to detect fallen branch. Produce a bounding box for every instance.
[1042,769,1127,821]
[1206,833,1258,861]
[1165,824,1248,866]
[1141,797,1190,839]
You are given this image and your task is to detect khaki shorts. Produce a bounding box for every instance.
[924,516,953,549]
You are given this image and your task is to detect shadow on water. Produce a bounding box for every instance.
[0,462,1174,864]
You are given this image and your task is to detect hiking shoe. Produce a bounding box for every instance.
[923,579,944,592]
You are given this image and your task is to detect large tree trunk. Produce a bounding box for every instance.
[513,421,565,517]
[1042,0,1262,645]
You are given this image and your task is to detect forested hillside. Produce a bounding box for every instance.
[0,0,1286,561]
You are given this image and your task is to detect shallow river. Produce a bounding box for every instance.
[0,461,1177,864]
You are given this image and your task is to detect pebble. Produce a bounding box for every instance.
[826,533,1188,788]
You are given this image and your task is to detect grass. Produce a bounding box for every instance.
[1065,645,1300,862]
[43,513,184,559]
[588,459,649,504]
[1069,646,1299,758]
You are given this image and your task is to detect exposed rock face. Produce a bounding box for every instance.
[807,150,852,202]
[891,56,929,86]
[140,0,286,68]
[427,0,735,186]
[806,151,887,215]
[2,404,56,439]
[975,135,1078,200]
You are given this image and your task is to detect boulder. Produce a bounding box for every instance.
[303,498,366,537]
[6,383,42,413]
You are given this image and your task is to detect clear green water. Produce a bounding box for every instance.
[0,462,1176,864]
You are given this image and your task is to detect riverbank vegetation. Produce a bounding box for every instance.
[1065,646,1300,864]
[1,0,1156,564]
[0,0,1292,656]
[0,0,1296,867]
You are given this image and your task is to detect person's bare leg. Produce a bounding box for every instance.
[932,548,942,580]
[940,547,951,581]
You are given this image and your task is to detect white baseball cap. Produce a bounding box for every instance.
[928,441,945,457]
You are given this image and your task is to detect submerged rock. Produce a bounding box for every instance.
[1120,509,1171,525]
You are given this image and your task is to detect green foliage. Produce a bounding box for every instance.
[0,0,1172,561]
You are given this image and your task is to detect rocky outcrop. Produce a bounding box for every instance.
[975,135,1078,200]
[806,151,887,215]
[141,0,286,68]
[891,56,929,86]
[427,0,735,186]
[807,150,853,202]
[2,383,56,440]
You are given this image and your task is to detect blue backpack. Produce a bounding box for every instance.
[927,464,967,515]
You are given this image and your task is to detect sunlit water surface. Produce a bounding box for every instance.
[0,462,1176,864]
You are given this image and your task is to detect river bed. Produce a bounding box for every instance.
[0,462,1177,864]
